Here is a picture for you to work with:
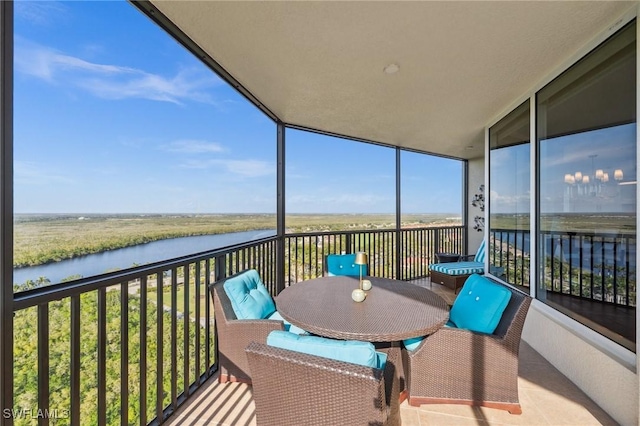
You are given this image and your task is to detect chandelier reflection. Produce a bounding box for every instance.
[564,161,623,198]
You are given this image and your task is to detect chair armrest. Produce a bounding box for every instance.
[459,254,476,261]
[221,318,285,347]
[407,326,518,382]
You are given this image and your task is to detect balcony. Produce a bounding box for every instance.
[3,1,638,424]
[10,227,627,425]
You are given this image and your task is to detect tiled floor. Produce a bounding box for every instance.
[166,279,618,426]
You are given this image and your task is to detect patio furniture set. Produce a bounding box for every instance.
[209,251,531,425]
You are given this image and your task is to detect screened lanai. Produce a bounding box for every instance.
[0,1,638,425]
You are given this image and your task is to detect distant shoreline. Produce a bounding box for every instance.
[13,213,462,268]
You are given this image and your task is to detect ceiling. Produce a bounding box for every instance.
[143,1,636,160]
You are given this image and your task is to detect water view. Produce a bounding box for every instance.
[14,229,275,285]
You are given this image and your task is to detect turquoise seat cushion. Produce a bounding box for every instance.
[223,269,276,320]
[267,330,386,369]
[429,261,484,275]
[402,321,456,351]
[326,254,368,276]
[267,311,307,335]
[449,274,511,334]
[402,336,423,352]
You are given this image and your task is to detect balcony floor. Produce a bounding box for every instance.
[167,279,618,426]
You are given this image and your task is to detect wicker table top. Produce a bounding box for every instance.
[275,276,449,342]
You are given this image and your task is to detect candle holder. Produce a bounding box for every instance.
[351,252,369,302]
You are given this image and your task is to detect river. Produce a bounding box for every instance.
[13,229,276,286]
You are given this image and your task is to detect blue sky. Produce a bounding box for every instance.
[13,0,462,215]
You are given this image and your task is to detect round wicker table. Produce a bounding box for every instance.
[275,276,449,342]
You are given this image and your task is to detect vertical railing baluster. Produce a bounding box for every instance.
[37,304,49,426]
[301,237,306,281]
[205,260,211,376]
[156,270,164,422]
[183,264,190,399]
[294,237,299,283]
[625,236,630,306]
[70,295,80,425]
[568,234,573,296]
[521,230,526,286]
[140,276,147,426]
[171,269,178,409]
[559,235,565,294]
[194,262,201,384]
[590,236,595,301]
[613,238,618,305]
[579,236,584,298]
[549,234,555,292]
[600,236,606,301]
[121,281,129,426]
[98,287,107,426]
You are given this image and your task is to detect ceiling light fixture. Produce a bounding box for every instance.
[383,63,399,74]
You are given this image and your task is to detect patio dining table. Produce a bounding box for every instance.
[275,276,449,342]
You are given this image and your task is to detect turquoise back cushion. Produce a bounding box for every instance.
[449,274,511,334]
[223,270,276,320]
[267,330,386,369]
[326,254,368,276]
[474,240,486,263]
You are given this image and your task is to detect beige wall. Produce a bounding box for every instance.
[467,157,484,254]
[522,304,638,426]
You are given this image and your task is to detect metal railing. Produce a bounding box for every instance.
[10,225,463,425]
[12,237,278,426]
[284,226,465,283]
[489,228,636,308]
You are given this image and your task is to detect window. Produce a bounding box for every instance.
[537,21,636,351]
[285,129,396,230]
[489,101,530,289]
[400,151,463,229]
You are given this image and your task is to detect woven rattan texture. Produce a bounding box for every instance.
[404,284,532,410]
[246,341,401,426]
[211,275,284,382]
[276,276,449,342]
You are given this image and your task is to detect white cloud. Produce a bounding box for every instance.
[162,140,225,154]
[489,189,530,206]
[15,1,68,27]
[224,160,273,177]
[179,159,275,178]
[14,37,221,105]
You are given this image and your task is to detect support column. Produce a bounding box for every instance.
[0,2,14,424]
[276,122,286,293]
[395,148,401,280]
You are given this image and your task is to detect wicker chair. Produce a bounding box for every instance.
[210,272,285,384]
[246,341,401,426]
[402,282,532,414]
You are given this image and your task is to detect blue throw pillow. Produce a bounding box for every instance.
[223,270,276,320]
[449,274,511,334]
[267,330,386,369]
